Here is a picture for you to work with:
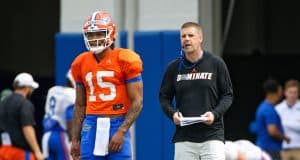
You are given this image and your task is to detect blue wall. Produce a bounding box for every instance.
[55,33,86,86]
[134,31,180,160]
[55,31,181,160]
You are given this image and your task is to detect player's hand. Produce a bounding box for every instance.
[284,136,291,144]
[109,129,125,152]
[201,112,215,125]
[71,140,81,160]
[34,151,44,160]
[173,111,183,125]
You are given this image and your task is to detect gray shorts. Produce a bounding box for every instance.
[174,140,225,160]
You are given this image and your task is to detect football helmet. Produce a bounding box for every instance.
[83,11,116,54]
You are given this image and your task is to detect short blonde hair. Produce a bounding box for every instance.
[181,22,203,35]
[284,79,299,90]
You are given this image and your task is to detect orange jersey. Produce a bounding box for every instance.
[71,48,143,115]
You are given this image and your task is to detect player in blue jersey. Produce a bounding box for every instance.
[42,70,75,160]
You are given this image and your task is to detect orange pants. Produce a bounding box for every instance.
[0,145,35,160]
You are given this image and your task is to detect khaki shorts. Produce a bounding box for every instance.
[175,140,225,160]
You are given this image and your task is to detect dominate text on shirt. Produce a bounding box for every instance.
[177,72,213,81]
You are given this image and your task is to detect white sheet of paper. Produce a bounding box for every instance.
[179,116,208,126]
[1,132,12,145]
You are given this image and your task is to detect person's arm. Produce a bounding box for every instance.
[66,120,72,141]
[71,85,86,159]
[267,124,290,143]
[22,125,44,160]
[20,101,44,160]
[210,58,233,122]
[159,62,177,120]
[121,81,143,132]
[109,81,143,152]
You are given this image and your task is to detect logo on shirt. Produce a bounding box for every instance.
[113,104,124,110]
[177,72,213,82]
[82,124,91,132]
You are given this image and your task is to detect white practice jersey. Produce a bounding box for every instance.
[44,86,75,130]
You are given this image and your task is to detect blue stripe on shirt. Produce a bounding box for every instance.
[125,75,142,83]
[25,151,30,160]
[76,82,83,86]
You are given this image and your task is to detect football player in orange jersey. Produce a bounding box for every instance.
[70,11,143,160]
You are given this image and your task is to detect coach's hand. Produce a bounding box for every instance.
[173,111,183,125]
[71,140,81,160]
[201,112,215,125]
[109,129,125,152]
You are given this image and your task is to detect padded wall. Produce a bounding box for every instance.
[55,33,86,85]
[160,31,180,160]
[134,32,164,160]
[134,31,180,160]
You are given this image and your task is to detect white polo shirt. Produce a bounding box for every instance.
[276,100,300,149]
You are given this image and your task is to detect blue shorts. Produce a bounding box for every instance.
[42,131,70,160]
[80,115,131,160]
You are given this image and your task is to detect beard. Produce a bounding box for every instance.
[26,90,33,99]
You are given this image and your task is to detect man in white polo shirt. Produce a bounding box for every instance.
[276,79,300,160]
